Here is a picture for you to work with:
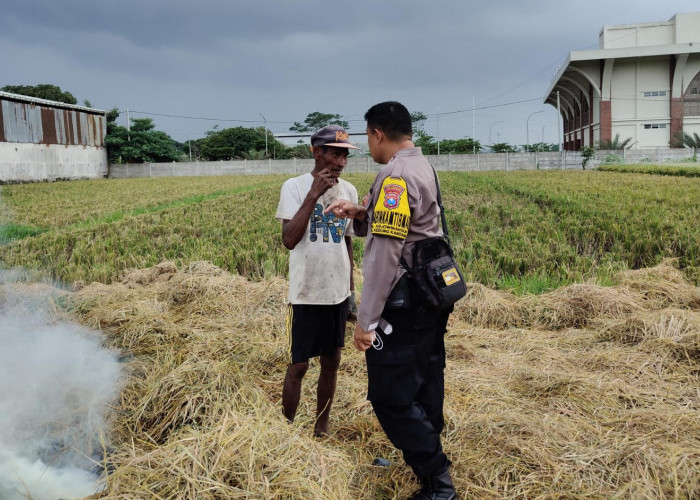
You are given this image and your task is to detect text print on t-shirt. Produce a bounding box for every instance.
[310,203,347,243]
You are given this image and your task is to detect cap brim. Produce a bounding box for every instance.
[323,142,359,149]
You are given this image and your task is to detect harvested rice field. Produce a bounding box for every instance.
[1,170,699,498]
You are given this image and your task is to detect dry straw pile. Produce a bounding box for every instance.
[63,261,699,498]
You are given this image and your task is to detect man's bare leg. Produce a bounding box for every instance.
[282,361,309,422]
[314,348,341,436]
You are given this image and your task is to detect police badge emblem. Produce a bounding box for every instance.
[382,183,405,210]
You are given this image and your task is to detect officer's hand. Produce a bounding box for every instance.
[325,199,366,220]
[354,323,374,352]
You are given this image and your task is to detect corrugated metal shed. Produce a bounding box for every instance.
[0,91,106,147]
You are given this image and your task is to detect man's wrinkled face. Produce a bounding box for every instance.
[314,146,349,178]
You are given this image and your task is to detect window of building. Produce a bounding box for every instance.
[642,90,668,97]
[643,123,667,129]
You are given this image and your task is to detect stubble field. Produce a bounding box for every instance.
[1,169,699,498]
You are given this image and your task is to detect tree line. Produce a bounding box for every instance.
[4,84,563,164]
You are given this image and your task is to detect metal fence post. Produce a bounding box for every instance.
[560,150,564,170]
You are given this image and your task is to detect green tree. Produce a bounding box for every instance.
[1,84,78,105]
[580,146,595,170]
[414,130,438,154]
[440,137,482,154]
[522,142,558,152]
[105,112,180,163]
[410,111,428,138]
[199,126,268,160]
[279,143,313,159]
[491,142,518,153]
[596,133,634,150]
[676,131,700,148]
[289,112,348,133]
[413,131,482,155]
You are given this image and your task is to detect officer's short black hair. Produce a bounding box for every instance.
[364,101,412,141]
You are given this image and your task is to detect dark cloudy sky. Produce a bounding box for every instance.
[2,1,697,147]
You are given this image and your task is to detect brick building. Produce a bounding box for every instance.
[545,12,700,150]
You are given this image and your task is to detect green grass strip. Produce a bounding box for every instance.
[598,164,700,177]
[0,223,46,243]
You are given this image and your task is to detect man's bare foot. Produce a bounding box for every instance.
[313,427,329,438]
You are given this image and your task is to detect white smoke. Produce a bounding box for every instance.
[0,186,122,500]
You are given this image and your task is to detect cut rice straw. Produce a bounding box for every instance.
[42,260,699,498]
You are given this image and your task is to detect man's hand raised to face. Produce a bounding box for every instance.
[309,168,338,199]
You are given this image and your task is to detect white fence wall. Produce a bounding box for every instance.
[108,148,697,179]
[1,143,108,183]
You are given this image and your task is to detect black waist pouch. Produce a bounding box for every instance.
[385,273,412,310]
[402,237,467,311]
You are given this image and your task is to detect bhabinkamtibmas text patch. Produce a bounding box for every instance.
[372,177,410,240]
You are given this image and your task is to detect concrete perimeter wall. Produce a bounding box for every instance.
[108,148,697,179]
[0,143,108,183]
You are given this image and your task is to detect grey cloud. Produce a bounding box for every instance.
[2,0,696,144]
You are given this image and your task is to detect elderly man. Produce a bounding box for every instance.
[275,125,358,437]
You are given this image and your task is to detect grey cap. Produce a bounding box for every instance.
[311,125,359,149]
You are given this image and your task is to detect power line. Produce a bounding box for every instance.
[129,109,292,124]
[128,95,550,127]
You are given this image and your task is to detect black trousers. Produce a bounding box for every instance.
[365,304,451,478]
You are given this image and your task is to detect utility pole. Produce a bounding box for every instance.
[526,110,544,151]
[259,113,268,157]
[126,107,130,142]
[489,121,503,147]
[472,96,476,154]
[557,91,562,152]
[437,105,440,155]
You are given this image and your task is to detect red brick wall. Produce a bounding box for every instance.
[600,100,612,143]
[670,97,684,147]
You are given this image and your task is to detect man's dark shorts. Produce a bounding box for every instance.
[286,298,348,364]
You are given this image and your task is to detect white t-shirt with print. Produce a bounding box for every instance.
[276,173,358,305]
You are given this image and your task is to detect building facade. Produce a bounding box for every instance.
[0,91,107,183]
[545,12,700,150]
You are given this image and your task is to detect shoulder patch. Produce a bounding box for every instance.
[371,177,411,239]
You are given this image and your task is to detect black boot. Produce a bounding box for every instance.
[407,470,456,500]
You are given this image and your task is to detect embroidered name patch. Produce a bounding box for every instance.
[372,177,410,239]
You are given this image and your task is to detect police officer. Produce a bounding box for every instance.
[326,102,456,499]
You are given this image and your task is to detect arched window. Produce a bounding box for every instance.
[684,71,700,116]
